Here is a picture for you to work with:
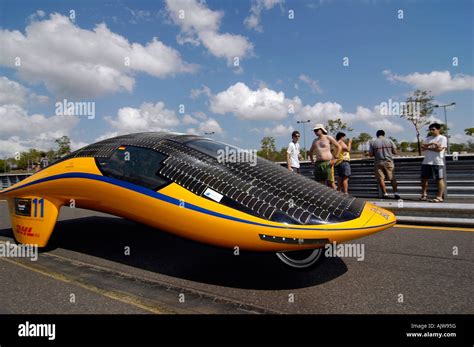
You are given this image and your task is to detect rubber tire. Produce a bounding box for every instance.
[276,248,324,269]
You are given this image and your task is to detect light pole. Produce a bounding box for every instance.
[297,120,311,160]
[433,102,455,154]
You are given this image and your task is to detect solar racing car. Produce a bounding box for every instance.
[0,132,396,269]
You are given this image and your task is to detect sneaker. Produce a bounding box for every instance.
[394,193,401,200]
[382,193,389,199]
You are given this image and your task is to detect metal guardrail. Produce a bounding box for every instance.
[280,154,474,200]
[0,173,32,190]
[2,155,473,201]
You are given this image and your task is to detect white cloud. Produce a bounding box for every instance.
[0,104,79,139]
[299,74,323,94]
[165,0,254,65]
[95,132,120,142]
[450,133,471,144]
[210,82,301,120]
[182,114,199,124]
[0,13,197,98]
[192,111,208,120]
[355,106,404,133]
[71,139,89,151]
[296,101,405,133]
[263,124,294,137]
[0,78,78,156]
[244,0,284,32]
[0,76,29,106]
[190,85,211,99]
[0,76,49,106]
[207,82,406,135]
[27,10,46,22]
[0,104,79,157]
[126,8,153,24]
[105,102,180,133]
[383,70,474,95]
[296,101,351,124]
[187,117,223,135]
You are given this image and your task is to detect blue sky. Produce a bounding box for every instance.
[0,0,472,156]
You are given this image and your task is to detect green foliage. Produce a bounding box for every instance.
[450,143,466,152]
[352,132,373,151]
[400,141,410,152]
[325,118,353,136]
[55,136,71,156]
[410,141,420,153]
[465,128,474,136]
[1,136,71,172]
[257,136,278,161]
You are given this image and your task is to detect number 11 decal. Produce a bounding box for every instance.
[32,198,44,218]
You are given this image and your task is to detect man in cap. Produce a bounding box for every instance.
[309,124,341,188]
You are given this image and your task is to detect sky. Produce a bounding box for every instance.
[0,0,473,157]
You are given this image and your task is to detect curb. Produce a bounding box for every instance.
[371,201,474,228]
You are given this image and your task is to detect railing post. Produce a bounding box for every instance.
[443,155,448,200]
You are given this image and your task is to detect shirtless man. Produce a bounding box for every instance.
[309,124,341,188]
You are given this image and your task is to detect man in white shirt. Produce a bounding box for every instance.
[287,131,302,173]
[420,123,448,202]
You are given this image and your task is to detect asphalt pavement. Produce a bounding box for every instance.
[0,201,472,314]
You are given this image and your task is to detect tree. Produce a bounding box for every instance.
[450,143,466,152]
[400,141,410,152]
[55,136,71,156]
[15,149,41,170]
[400,89,434,155]
[325,118,353,136]
[257,136,277,161]
[352,132,373,151]
[277,146,288,162]
[465,128,474,136]
[410,141,420,153]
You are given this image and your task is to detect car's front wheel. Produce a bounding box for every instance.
[276,248,324,269]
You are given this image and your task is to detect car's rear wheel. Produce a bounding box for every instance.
[276,248,324,269]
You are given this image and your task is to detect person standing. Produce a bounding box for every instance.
[287,131,301,173]
[39,152,49,169]
[335,132,352,194]
[420,123,447,202]
[309,124,341,188]
[368,130,401,199]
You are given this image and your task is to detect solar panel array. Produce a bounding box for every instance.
[53,132,364,224]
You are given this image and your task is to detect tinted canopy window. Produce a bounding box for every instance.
[97,146,169,190]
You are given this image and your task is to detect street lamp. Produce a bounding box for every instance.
[297,120,311,159]
[433,102,455,154]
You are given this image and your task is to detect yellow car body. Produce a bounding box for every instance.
[0,133,395,265]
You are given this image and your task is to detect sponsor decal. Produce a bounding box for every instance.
[203,188,223,202]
